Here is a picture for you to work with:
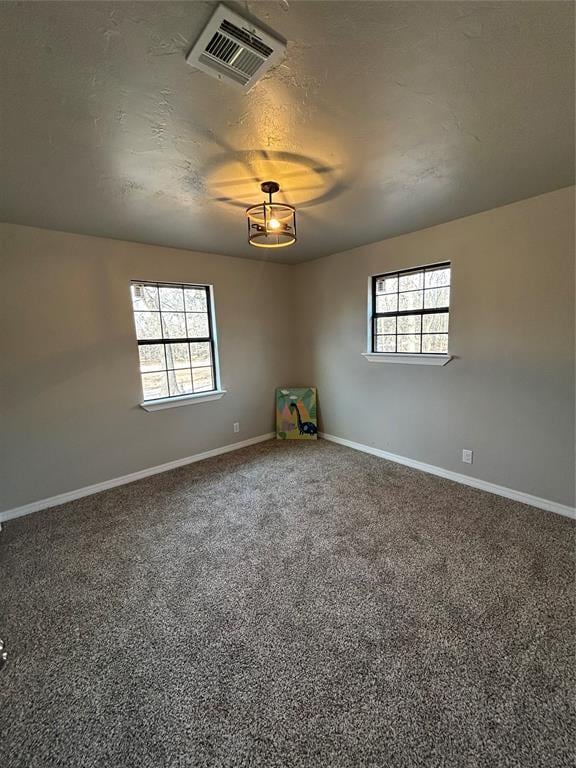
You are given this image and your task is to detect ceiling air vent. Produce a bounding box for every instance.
[186,4,286,91]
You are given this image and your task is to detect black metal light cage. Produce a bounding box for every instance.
[246,181,297,249]
[371,262,451,354]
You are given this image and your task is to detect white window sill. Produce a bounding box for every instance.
[362,353,452,366]
[140,390,227,412]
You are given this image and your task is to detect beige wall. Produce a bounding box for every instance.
[293,187,575,507]
[1,187,574,512]
[0,224,293,510]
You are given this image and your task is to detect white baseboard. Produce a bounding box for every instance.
[0,433,275,524]
[3,431,573,524]
[320,432,575,520]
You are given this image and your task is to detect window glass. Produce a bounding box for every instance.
[371,264,451,355]
[131,282,218,401]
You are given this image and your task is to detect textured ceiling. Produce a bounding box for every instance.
[0,1,574,263]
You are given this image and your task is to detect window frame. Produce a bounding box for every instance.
[369,262,451,357]
[130,279,223,406]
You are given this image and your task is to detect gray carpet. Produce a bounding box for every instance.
[0,440,574,768]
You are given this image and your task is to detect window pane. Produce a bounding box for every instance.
[376,293,398,313]
[132,285,159,311]
[139,344,165,372]
[192,366,214,392]
[132,281,217,402]
[186,313,209,338]
[375,276,397,294]
[423,313,449,333]
[399,290,423,311]
[375,317,396,335]
[397,314,421,334]
[169,368,193,396]
[165,343,190,369]
[399,271,423,291]
[425,267,450,288]
[375,335,396,352]
[190,342,211,367]
[159,286,184,312]
[422,334,448,353]
[397,334,420,353]
[135,311,162,340]
[184,288,208,312]
[141,371,168,400]
[162,312,186,339]
[424,287,450,308]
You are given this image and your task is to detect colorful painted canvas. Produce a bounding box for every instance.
[276,387,318,440]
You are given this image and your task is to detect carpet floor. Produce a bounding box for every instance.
[0,440,574,768]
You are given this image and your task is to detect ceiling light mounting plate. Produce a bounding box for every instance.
[260,180,280,195]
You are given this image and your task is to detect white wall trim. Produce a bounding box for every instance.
[320,432,575,520]
[0,432,275,524]
[140,389,227,411]
[3,430,573,524]
[362,352,452,366]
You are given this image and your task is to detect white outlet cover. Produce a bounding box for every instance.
[462,449,473,464]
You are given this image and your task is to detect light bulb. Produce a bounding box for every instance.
[268,217,281,231]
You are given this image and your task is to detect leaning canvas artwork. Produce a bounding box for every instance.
[276,387,318,440]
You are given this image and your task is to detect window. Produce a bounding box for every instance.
[371,263,451,355]
[130,281,219,402]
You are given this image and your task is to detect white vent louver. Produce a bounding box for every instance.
[186,4,286,91]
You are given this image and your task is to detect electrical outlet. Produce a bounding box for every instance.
[233,422,240,433]
[462,449,473,464]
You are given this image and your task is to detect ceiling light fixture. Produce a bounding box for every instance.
[246,181,296,249]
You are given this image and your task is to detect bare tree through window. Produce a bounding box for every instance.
[371,264,451,354]
[131,281,218,401]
